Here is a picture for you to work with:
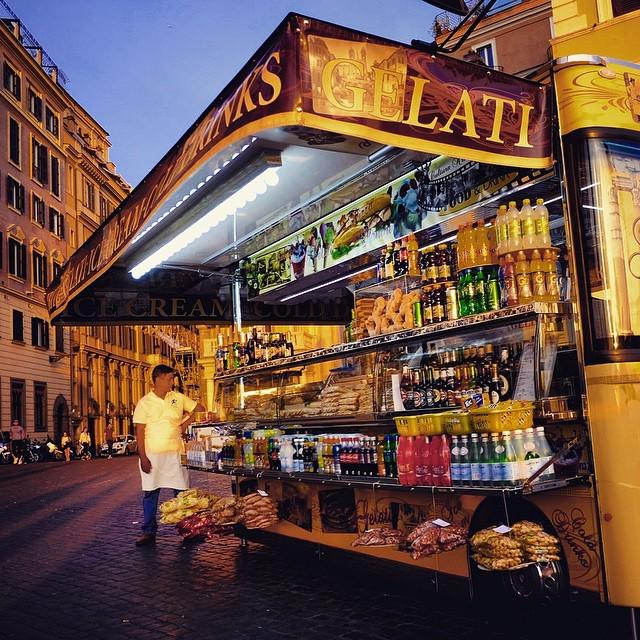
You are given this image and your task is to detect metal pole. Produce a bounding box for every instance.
[232,268,243,334]
[631,608,638,640]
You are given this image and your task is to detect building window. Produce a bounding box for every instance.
[10,379,25,424]
[84,180,95,212]
[9,116,20,166]
[32,251,47,288]
[32,138,49,185]
[475,43,495,68]
[0,231,3,269]
[55,325,64,353]
[34,382,47,431]
[7,176,25,213]
[32,193,45,226]
[612,0,640,16]
[45,107,59,137]
[49,208,64,239]
[52,260,62,280]
[31,317,49,349]
[51,156,60,197]
[12,310,24,342]
[3,62,21,100]
[8,238,27,279]
[99,195,109,221]
[28,88,42,121]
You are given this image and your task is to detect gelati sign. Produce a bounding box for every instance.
[48,14,551,321]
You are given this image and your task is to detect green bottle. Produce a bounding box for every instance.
[491,433,506,487]
[459,269,476,317]
[474,267,487,314]
[486,267,501,311]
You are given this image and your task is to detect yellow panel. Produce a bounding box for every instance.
[585,362,640,606]
[554,58,640,136]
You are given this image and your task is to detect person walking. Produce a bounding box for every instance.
[105,421,115,459]
[78,426,92,460]
[61,431,72,462]
[133,364,204,546]
[9,419,26,464]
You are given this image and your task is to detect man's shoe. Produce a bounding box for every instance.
[135,533,156,547]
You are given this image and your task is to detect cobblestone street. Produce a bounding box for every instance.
[0,458,633,640]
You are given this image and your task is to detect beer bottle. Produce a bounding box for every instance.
[474,266,487,314]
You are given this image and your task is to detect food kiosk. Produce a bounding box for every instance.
[47,11,640,624]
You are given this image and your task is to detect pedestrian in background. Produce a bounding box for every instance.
[105,421,115,459]
[78,426,92,460]
[133,364,204,546]
[9,419,25,464]
[61,431,72,462]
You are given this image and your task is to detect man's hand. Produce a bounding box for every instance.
[140,456,152,474]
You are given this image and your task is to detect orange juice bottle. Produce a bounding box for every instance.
[530,249,547,302]
[515,250,533,304]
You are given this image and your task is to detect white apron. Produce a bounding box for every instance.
[133,391,195,492]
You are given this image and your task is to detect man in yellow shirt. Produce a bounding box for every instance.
[133,364,204,546]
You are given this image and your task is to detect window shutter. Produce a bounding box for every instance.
[15,74,20,99]
[31,317,37,346]
[20,243,27,279]
[18,184,25,212]
[49,207,54,231]
[60,214,65,239]
[39,145,48,185]
[3,63,9,89]
[43,260,48,288]
[32,251,37,284]
[0,231,3,269]
[44,321,50,349]
[9,240,15,274]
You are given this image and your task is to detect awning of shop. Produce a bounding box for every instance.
[47,13,552,325]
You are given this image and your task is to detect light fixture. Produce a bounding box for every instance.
[279,265,376,302]
[130,166,280,279]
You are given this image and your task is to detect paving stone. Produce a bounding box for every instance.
[0,458,635,640]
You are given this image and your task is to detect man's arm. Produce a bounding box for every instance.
[135,423,151,473]
[179,402,206,437]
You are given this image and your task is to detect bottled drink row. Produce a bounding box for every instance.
[400,342,521,411]
[215,327,294,373]
[397,427,555,488]
[212,426,556,489]
[220,432,400,478]
[377,233,452,281]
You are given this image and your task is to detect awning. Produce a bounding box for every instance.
[47,13,552,324]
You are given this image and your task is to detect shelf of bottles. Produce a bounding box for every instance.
[215,302,568,381]
[215,327,295,376]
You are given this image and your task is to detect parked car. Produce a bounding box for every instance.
[100,434,138,457]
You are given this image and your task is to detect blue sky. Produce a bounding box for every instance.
[9,1,439,188]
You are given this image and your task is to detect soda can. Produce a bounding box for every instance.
[446,286,460,320]
[412,300,423,328]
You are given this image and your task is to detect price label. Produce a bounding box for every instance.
[463,398,474,409]
[493,524,512,534]
[432,518,451,527]
[257,490,269,497]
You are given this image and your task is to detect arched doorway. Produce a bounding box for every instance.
[52,396,69,443]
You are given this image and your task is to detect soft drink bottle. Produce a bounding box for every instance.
[506,201,522,253]
[397,436,412,486]
[414,436,432,486]
[520,198,536,249]
[534,198,551,248]
[450,435,461,486]
[459,435,472,486]
[479,433,491,487]
[496,204,508,254]
[469,433,482,486]
[503,253,519,306]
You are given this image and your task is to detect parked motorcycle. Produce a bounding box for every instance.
[0,441,12,464]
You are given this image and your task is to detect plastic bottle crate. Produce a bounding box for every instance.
[470,402,535,433]
[394,413,443,436]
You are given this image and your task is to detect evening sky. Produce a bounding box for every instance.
[9,0,439,187]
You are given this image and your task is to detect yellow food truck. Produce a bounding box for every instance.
[47,3,640,632]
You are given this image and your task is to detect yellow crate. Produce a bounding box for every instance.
[394,413,443,436]
[470,401,535,433]
[434,411,473,435]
